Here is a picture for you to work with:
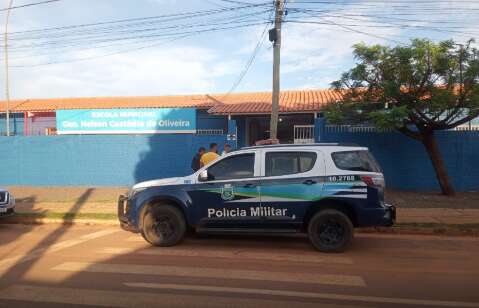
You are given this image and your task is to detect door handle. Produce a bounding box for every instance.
[243,183,255,188]
[303,180,316,185]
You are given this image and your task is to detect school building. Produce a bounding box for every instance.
[1,89,478,191]
[0,89,340,147]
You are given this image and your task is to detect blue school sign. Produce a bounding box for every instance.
[56,108,196,134]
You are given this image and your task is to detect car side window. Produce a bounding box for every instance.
[331,151,381,172]
[265,152,317,177]
[207,153,255,181]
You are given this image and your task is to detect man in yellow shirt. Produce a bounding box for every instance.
[200,143,220,167]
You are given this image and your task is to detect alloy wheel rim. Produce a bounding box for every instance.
[153,215,176,239]
[318,219,345,246]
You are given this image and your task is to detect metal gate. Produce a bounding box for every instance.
[294,125,315,144]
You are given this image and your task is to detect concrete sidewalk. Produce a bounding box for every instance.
[397,208,479,225]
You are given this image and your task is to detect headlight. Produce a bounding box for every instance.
[128,187,147,199]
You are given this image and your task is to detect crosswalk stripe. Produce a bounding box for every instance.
[100,247,354,264]
[126,236,144,242]
[0,229,119,276]
[125,236,311,248]
[52,261,366,287]
[0,284,358,308]
[125,283,479,308]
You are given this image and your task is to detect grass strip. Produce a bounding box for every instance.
[14,212,117,221]
[8,213,479,232]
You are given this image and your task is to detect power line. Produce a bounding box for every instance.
[217,0,266,5]
[0,0,61,12]
[1,3,274,64]
[285,20,407,45]
[7,3,269,36]
[203,0,229,8]
[8,8,271,43]
[285,9,479,39]
[11,21,270,67]
[8,0,478,69]
[7,13,270,46]
[287,8,477,24]
[3,14,272,59]
[222,11,273,98]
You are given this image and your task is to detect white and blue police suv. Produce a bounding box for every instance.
[118,143,395,252]
[0,188,15,218]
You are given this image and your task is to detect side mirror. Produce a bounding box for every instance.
[198,170,208,182]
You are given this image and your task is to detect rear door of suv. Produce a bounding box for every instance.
[327,149,385,207]
[259,149,325,230]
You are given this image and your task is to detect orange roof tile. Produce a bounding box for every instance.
[0,95,215,113]
[207,89,342,114]
[0,89,342,114]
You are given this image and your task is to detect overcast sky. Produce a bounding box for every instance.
[1,0,478,99]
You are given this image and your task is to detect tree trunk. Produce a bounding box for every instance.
[421,131,456,196]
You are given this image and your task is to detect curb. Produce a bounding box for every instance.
[1,216,119,226]
[358,225,479,237]
[2,215,479,237]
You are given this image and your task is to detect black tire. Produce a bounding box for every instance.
[141,204,186,247]
[308,209,354,253]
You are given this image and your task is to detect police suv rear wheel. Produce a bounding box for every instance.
[141,204,186,247]
[308,209,353,253]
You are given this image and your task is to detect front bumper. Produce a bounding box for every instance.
[0,207,15,217]
[0,194,15,218]
[117,195,138,232]
[382,203,396,226]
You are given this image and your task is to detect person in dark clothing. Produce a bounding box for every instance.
[191,147,206,172]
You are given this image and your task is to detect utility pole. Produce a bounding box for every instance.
[269,0,283,140]
[4,0,13,136]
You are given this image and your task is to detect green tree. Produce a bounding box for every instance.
[327,39,479,195]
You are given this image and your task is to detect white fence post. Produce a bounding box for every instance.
[294,125,315,144]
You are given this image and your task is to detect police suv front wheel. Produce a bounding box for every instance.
[308,209,353,253]
[141,204,186,247]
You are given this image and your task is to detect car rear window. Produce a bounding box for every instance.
[331,151,381,172]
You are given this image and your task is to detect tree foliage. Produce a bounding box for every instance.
[327,39,479,138]
[326,39,479,195]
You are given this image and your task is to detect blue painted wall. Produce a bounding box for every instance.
[316,122,479,191]
[197,109,227,130]
[0,135,227,186]
[1,126,477,191]
[235,117,247,148]
[0,113,24,136]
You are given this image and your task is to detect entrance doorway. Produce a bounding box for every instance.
[244,114,314,145]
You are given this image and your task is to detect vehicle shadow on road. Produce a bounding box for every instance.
[0,195,41,251]
[0,188,94,282]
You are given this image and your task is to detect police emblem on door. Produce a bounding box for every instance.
[221,184,235,201]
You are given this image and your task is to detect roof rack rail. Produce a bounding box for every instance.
[240,143,360,150]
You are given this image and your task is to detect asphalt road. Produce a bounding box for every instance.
[0,223,478,308]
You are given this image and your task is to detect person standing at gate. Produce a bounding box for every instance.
[191,147,205,172]
[200,143,219,167]
[222,144,231,156]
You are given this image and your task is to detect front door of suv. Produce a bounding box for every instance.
[190,152,262,229]
[259,150,324,229]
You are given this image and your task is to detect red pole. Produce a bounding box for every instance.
[23,111,28,136]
